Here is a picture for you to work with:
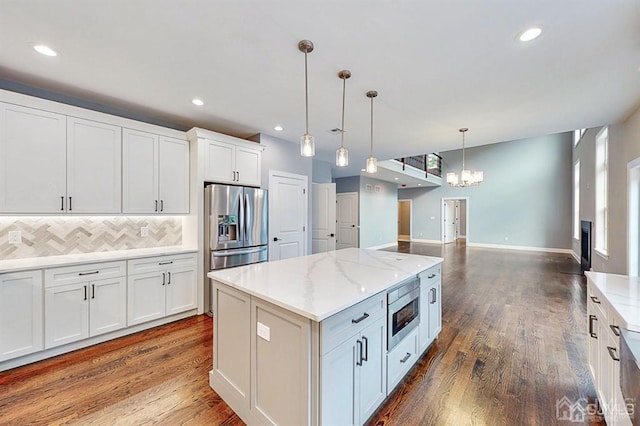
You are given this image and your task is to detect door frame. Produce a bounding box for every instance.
[397,199,412,242]
[441,197,469,243]
[336,192,359,249]
[628,156,640,276]
[268,170,309,260]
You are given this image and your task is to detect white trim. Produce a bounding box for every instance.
[411,238,442,244]
[594,248,609,260]
[628,156,640,277]
[467,242,574,254]
[571,250,580,263]
[366,242,398,250]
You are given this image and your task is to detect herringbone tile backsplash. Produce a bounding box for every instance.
[0,216,182,259]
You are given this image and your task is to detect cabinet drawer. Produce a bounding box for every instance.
[588,283,608,321]
[45,261,126,287]
[321,292,385,355]
[419,264,441,286]
[387,327,419,394]
[128,253,197,275]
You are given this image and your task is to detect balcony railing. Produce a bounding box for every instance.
[395,153,442,177]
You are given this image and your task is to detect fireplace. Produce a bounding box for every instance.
[581,220,592,273]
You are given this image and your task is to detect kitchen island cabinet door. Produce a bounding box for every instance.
[127,271,166,326]
[358,316,387,423]
[66,117,122,213]
[428,281,442,341]
[165,263,197,315]
[45,283,89,348]
[158,136,189,214]
[0,270,43,361]
[321,336,358,426]
[0,102,66,213]
[89,276,126,337]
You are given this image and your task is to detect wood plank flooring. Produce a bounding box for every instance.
[0,242,604,425]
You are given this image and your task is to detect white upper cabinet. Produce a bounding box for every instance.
[122,129,189,214]
[66,117,122,213]
[205,139,235,184]
[0,103,67,213]
[235,146,261,186]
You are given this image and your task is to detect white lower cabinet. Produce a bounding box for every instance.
[419,265,442,353]
[127,254,197,326]
[44,262,126,349]
[0,270,43,361]
[387,328,419,393]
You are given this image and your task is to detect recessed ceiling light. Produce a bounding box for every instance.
[394,177,399,181]
[361,168,366,172]
[192,98,204,106]
[33,44,57,57]
[418,183,422,186]
[274,125,283,131]
[519,27,542,42]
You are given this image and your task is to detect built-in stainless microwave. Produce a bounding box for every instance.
[621,328,640,425]
[387,277,420,350]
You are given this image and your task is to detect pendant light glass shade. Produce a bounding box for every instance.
[447,128,484,187]
[336,70,351,167]
[298,40,315,157]
[365,90,378,173]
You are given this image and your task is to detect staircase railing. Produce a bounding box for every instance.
[395,153,442,178]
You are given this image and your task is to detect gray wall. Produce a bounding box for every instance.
[312,159,333,183]
[573,104,640,274]
[359,176,398,248]
[399,132,573,249]
[335,176,361,193]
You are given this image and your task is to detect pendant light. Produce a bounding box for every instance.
[446,128,484,187]
[298,40,315,157]
[365,90,378,173]
[336,70,351,167]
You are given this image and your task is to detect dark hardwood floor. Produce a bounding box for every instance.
[0,241,604,425]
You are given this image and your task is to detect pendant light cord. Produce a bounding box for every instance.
[370,96,374,155]
[340,77,346,148]
[304,51,309,135]
[462,130,466,170]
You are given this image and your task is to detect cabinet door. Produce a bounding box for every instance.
[321,337,358,426]
[0,271,43,361]
[165,264,196,315]
[45,283,89,348]
[205,139,235,183]
[0,103,66,213]
[235,146,261,186]
[66,117,122,213]
[89,277,126,337]
[122,128,159,214]
[127,271,166,326]
[158,136,189,214]
[587,296,599,382]
[359,317,387,423]
[428,281,442,340]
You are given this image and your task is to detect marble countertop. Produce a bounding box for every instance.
[0,246,198,274]
[586,271,640,332]
[208,247,443,322]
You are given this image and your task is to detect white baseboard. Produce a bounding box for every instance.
[466,242,574,254]
[367,242,398,250]
[410,238,443,244]
[571,251,580,263]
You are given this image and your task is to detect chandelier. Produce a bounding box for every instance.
[446,128,483,187]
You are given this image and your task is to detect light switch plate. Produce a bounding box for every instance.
[8,231,21,244]
[257,322,270,341]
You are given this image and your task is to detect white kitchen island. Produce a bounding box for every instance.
[208,248,443,426]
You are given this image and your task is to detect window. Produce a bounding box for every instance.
[595,127,608,256]
[573,161,580,239]
[574,128,586,146]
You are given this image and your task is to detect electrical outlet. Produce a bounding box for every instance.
[141,227,149,237]
[8,231,22,244]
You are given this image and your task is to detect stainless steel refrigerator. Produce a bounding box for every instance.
[204,184,268,314]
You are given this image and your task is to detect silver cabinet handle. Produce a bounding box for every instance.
[427,273,436,279]
[91,284,95,299]
[69,196,72,211]
[155,200,158,212]
[160,200,164,212]
[351,313,370,324]
[589,315,597,338]
[607,346,620,362]
[162,272,166,286]
[83,285,87,301]
[610,324,621,337]
[356,339,363,366]
[167,271,171,285]
[237,171,240,181]
[400,352,411,363]
[78,271,99,276]
[590,296,601,304]
[362,336,368,362]
[158,261,173,265]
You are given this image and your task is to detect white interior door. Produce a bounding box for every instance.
[337,192,358,249]
[312,183,336,253]
[443,200,456,243]
[269,171,308,261]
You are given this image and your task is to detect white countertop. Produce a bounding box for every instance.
[586,271,640,332]
[0,246,198,273]
[208,248,443,322]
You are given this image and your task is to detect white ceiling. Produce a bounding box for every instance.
[1,1,639,178]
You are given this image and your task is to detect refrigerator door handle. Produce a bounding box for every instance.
[239,189,245,245]
[213,247,267,257]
